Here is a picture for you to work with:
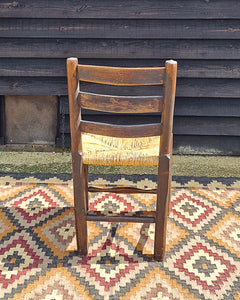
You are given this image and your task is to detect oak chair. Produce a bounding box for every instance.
[66,58,177,261]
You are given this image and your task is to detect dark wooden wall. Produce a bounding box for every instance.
[0,0,239,154]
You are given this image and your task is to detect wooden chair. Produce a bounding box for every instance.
[66,58,177,261]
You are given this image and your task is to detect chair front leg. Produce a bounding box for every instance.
[72,152,88,256]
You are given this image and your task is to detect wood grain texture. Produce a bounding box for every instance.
[0,0,239,19]
[175,98,240,117]
[79,120,163,138]
[78,65,165,85]
[1,77,239,98]
[61,96,240,117]
[173,117,240,136]
[88,186,157,194]
[1,19,240,39]
[79,92,163,113]
[86,212,155,223]
[1,59,240,79]
[0,39,239,59]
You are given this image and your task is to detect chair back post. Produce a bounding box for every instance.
[160,60,177,155]
[66,57,81,153]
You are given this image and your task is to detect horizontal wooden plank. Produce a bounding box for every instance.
[1,59,240,79]
[173,117,240,136]
[79,92,163,113]
[0,77,66,95]
[77,64,165,85]
[1,19,240,39]
[177,60,240,78]
[61,96,240,117]
[56,134,240,155]
[1,77,240,98]
[175,98,240,117]
[61,115,240,136]
[0,0,239,19]
[174,135,240,155]
[1,39,240,59]
[176,79,240,98]
[79,120,163,137]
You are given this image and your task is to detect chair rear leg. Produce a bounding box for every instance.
[167,134,173,216]
[167,154,172,216]
[72,152,88,256]
[154,155,170,261]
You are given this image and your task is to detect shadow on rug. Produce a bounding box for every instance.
[0,174,239,300]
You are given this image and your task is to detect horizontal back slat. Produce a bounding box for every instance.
[77,65,165,85]
[78,92,163,113]
[79,120,162,138]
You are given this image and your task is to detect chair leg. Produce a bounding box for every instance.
[83,164,89,211]
[154,155,170,261]
[167,156,172,216]
[72,152,88,256]
[167,134,173,216]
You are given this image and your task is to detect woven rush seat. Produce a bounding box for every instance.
[82,133,160,166]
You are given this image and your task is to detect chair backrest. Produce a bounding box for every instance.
[67,58,177,156]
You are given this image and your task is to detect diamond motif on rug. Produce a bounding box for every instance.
[33,208,104,259]
[191,188,240,208]
[33,208,76,259]
[3,186,68,228]
[69,235,149,297]
[8,186,61,208]
[0,176,239,299]
[122,268,196,300]
[0,231,53,298]
[0,184,36,203]
[48,183,74,206]
[117,220,188,256]
[89,193,135,213]
[170,189,222,231]
[205,212,240,256]
[166,236,240,299]
[9,268,89,300]
[5,206,60,229]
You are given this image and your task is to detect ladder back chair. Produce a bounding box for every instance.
[67,58,177,261]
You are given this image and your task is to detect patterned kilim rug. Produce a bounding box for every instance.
[0,173,239,300]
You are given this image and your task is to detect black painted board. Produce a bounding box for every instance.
[176,78,240,98]
[1,19,240,39]
[173,116,240,136]
[1,59,240,79]
[1,77,239,99]
[0,58,239,78]
[1,39,240,59]
[175,98,240,117]
[0,0,239,19]
[174,135,240,155]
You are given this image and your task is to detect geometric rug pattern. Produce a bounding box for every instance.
[0,174,239,299]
